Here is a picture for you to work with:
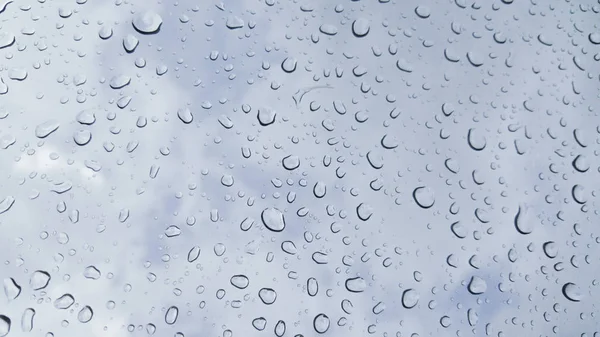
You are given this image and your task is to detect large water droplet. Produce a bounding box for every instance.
[3,278,21,301]
[351,18,370,37]
[252,317,267,331]
[345,277,366,293]
[257,107,276,126]
[230,275,249,289]
[77,306,93,323]
[261,208,285,232]
[313,314,330,334]
[35,120,60,138]
[319,24,338,35]
[282,155,300,170]
[0,32,15,49]
[467,276,487,295]
[356,203,373,221]
[281,57,297,73]
[21,308,35,332]
[562,282,582,302]
[132,11,163,34]
[54,294,75,309]
[109,75,131,89]
[401,289,419,309]
[514,204,533,235]
[30,271,50,290]
[83,266,101,280]
[543,241,558,259]
[165,306,179,325]
[258,288,277,304]
[0,315,10,337]
[123,34,139,53]
[413,187,435,209]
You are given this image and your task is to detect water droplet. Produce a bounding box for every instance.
[313,314,330,334]
[77,306,93,323]
[467,128,486,151]
[307,278,318,296]
[109,76,130,91]
[177,107,193,124]
[165,225,181,238]
[572,184,586,204]
[514,204,533,235]
[281,57,297,73]
[345,277,366,293]
[187,246,201,262]
[282,155,300,170]
[35,120,60,138]
[356,203,373,221]
[396,59,414,72]
[257,107,276,126]
[281,241,297,255]
[165,306,179,325]
[319,24,338,35]
[252,317,267,331]
[351,18,370,37]
[123,34,139,53]
[313,182,326,198]
[73,130,92,146]
[83,266,101,280]
[0,135,15,150]
[413,187,435,209]
[98,26,113,39]
[258,288,277,304]
[132,11,163,34]
[230,275,249,289]
[467,308,479,326]
[225,16,244,29]
[76,110,96,125]
[562,282,582,302]
[30,270,50,290]
[8,68,27,81]
[261,208,285,232]
[414,6,431,18]
[401,289,419,308]
[0,315,10,337]
[54,294,75,309]
[3,278,21,301]
[467,276,487,295]
[21,308,35,332]
[0,32,15,49]
[543,241,558,259]
[0,196,15,215]
[274,320,286,337]
[450,221,467,239]
[440,316,452,328]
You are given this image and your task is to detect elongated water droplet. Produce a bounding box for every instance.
[3,278,21,301]
[54,294,75,309]
[20,308,35,332]
[35,120,60,138]
[165,306,179,325]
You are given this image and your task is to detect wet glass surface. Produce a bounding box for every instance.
[1,0,600,336]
